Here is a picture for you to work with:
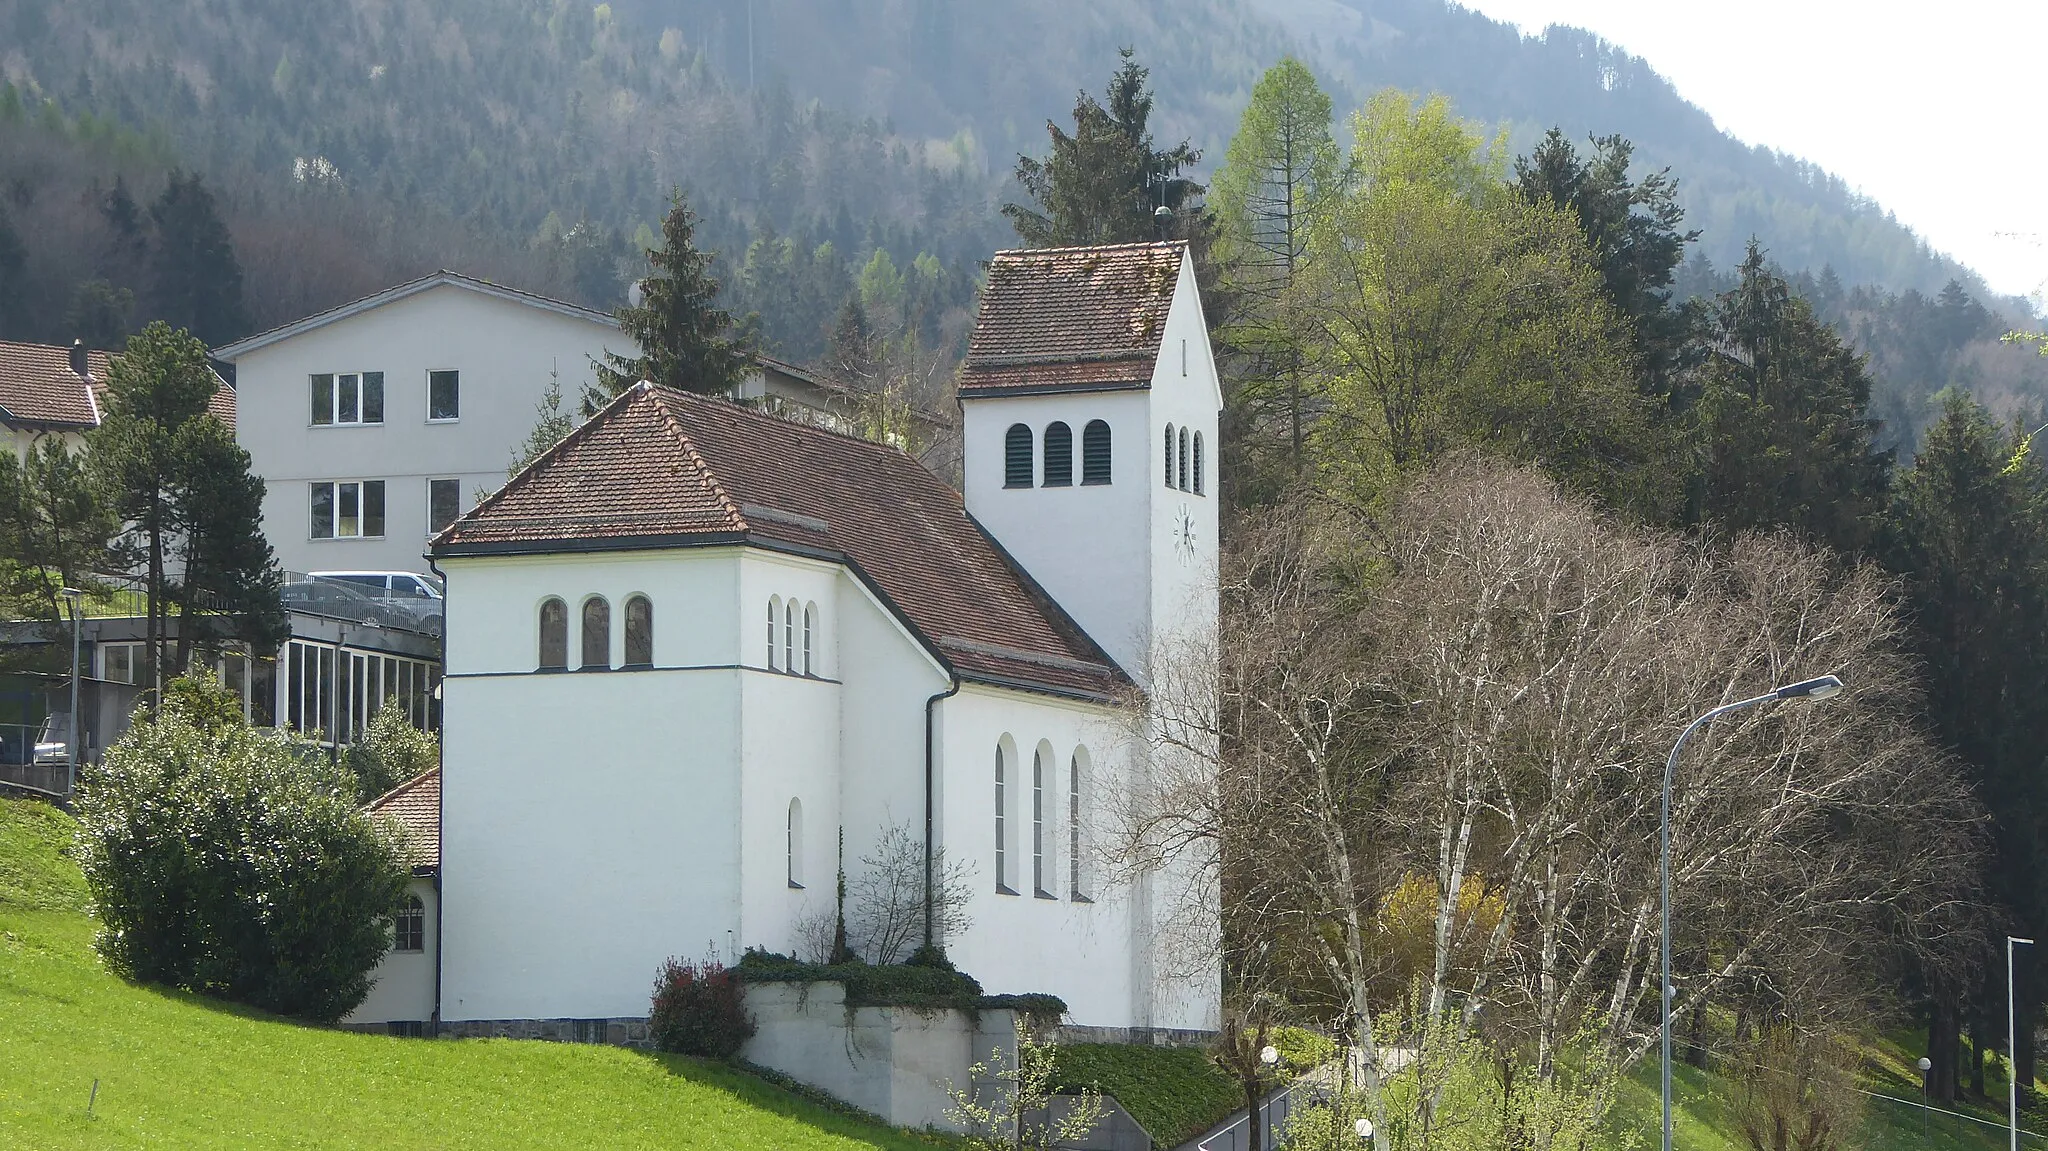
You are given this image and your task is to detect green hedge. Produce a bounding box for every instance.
[735,950,1067,1020]
[1052,1043,1242,1146]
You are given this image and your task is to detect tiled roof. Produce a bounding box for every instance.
[0,340,108,427]
[960,241,1185,396]
[368,767,440,872]
[0,339,236,432]
[436,384,1125,699]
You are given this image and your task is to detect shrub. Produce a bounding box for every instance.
[734,949,1067,1017]
[72,675,410,1022]
[650,957,756,1058]
[344,704,440,802]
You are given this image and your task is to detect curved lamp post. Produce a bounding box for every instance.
[1661,674,1844,1151]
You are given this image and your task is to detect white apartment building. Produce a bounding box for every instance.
[213,271,632,578]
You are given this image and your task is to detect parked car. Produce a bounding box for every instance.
[306,571,444,636]
[281,578,417,629]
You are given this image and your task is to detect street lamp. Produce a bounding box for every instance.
[1661,674,1844,1151]
[1355,1117,1375,1143]
[1919,1056,1933,1134]
[1259,1044,1279,1149]
[2011,936,2034,1151]
[59,587,83,797]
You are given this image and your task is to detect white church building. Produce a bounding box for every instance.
[349,240,1221,1041]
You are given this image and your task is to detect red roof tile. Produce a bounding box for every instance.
[0,340,108,427]
[436,385,1125,699]
[0,339,236,433]
[960,242,1185,395]
[368,767,440,871]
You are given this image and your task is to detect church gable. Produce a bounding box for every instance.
[960,241,1185,396]
[434,383,1125,700]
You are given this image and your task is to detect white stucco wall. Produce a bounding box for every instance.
[225,284,631,577]
[344,877,438,1026]
[438,549,746,1021]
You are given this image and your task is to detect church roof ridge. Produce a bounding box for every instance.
[434,385,1126,700]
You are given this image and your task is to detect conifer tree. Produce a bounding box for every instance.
[1003,48,1205,248]
[89,322,284,691]
[148,170,248,347]
[594,190,753,404]
[1693,242,1892,553]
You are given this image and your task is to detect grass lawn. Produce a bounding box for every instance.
[0,798,945,1150]
[1604,1033,2048,1151]
[1053,1042,1243,1145]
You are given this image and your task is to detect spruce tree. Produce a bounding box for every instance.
[1003,48,1205,247]
[1693,242,1892,553]
[148,170,248,347]
[594,191,753,403]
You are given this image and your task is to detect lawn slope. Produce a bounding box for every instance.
[0,798,941,1150]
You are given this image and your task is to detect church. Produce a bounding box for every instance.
[350,240,1221,1039]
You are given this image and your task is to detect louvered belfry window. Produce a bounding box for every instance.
[1043,421,1074,486]
[1005,424,1033,488]
[1082,420,1112,485]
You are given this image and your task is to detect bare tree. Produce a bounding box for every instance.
[847,821,975,965]
[1122,458,1986,1151]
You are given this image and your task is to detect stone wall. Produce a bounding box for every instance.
[740,980,1018,1133]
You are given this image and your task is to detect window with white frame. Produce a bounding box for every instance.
[995,743,1013,893]
[99,641,145,685]
[428,370,460,421]
[310,480,386,539]
[783,599,797,673]
[310,372,385,426]
[1070,750,1091,902]
[428,479,461,535]
[801,603,816,675]
[766,598,781,670]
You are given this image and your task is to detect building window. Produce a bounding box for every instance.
[1005,424,1033,488]
[1164,423,1175,487]
[783,599,797,673]
[1082,420,1112,485]
[428,370,460,421]
[1178,427,1191,491]
[310,480,386,539]
[995,744,1011,893]
[538,598,568,670]
[787,798,804,889]
[428,479,461,535]
[624,595,653,666]
[310,372,384,426]
[99,641,144,685]
[802,603,817,675]
[767,598,780,670]
[581,597,611,670]
[1070,754,1086,900]
[1033,748,1050,898]
[393,894,425,952]
[1193,432,1205,497]
[1042,422,1073,487]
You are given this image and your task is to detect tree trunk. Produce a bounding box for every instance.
[1971,1012,1986,1099]
[1686,1000,1710,1069]
[2019,1008,2037,1112]
[1245,1080,1262,1151]
[1930,998,1962,1104]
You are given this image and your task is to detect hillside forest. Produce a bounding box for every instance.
[3,1,2048,1144]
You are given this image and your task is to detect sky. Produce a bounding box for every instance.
[1457,0,2048,305]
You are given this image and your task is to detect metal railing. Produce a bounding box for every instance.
[0,721,69,796]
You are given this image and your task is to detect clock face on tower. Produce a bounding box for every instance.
[1173,504,1198,564]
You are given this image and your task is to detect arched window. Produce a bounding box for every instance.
[802,603,817,676]
[624,595,653,666]
[1005,423,1033,488]
[1082,420,1112,485]
[784,599,797,673]
[766,597,781,670]
[393,893,425,952]
[995,743,1012,893]
[1033,747,1049,897]
[538,598,567,671]
[1193,432,1205,496]
[1042,421,1074,486]
[787,798,804,888]
[1178,427,1191,491]
[580,597,610,670]
[1070,752,1089,901]
[1163,423,1176,487]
